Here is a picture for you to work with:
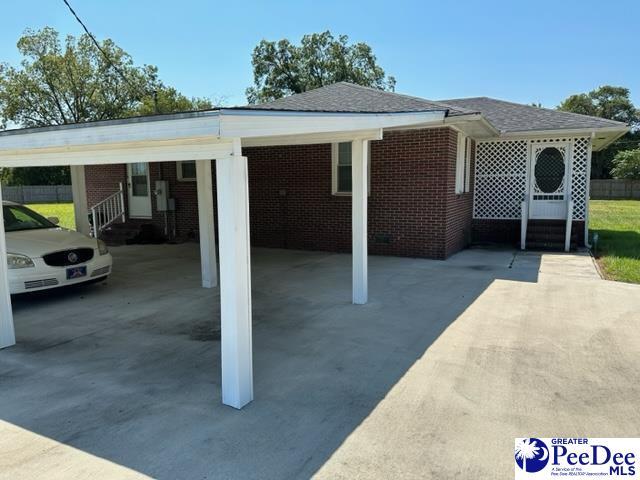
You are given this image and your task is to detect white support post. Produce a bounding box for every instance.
[196,160,218,288]
[70,165,91,235]
[352,139,368,305]
[0,183,16,349]
[215,142,253,409]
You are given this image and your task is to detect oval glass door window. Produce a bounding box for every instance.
[535,147,565,193]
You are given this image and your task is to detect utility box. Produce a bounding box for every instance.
[155,180,169,212]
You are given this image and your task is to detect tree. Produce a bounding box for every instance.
[611,149,640,180]
[246,31,396,104]
[0,28,213,185]
[558,86,639,178]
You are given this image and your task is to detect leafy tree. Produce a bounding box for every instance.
[246,31,396,104]
[558,86,639,178]
[0,28,213,185]
[611,149,640,180]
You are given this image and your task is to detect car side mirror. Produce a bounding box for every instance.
[48,216,60,225]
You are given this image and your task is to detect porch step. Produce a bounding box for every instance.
[100,222,140,246]
[526,220,578,251]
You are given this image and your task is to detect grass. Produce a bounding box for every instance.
[590,200,640,284]
[26,203,75,230]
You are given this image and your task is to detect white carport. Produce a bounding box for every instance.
[0,108,446,409]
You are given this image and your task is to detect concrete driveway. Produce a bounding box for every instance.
[1,245,639,479]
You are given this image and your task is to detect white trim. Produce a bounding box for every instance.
[219,110,445,139]
[70,165,91,235]
[464,137,472,193]
[216,148,253,409]
[352,139,368,305]
[0,183,16,349]
[196,159,217,289]
[455,132,466,194]
[584,136,594,247]
[177,161,197,182]
[0,139,235,168]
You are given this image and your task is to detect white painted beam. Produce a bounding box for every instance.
[215,148,253,409]
[0,139,235,168]
[196,159,217,288]
[352,139,369,305]
[70,165,91,235]
[0,183,16,349]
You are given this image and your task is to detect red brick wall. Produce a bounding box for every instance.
[85,127,472,259]
[444,134,475,257]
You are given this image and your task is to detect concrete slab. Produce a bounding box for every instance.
[1,245,638,479]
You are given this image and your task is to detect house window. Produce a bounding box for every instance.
[331,142,371,195]
[177,161,196,181]
[455,133,472,194]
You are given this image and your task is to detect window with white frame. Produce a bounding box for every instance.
[177,161,196,181]
[455,133,472,194]
[331,142,371,195]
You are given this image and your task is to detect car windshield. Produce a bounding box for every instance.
[3,204,56,232]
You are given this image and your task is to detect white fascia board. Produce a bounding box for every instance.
[0,113,221,151]
[492,125,629,151]
[0,138,234,168]
[218,110,445,139]
[444,114,500,138]
[241,129,383,148]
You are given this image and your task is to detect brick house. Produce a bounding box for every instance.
[0,81,631,408]
[84,83,627,258]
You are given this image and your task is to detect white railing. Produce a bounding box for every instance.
[564,199,573,252]
[91,183,126,237]
[520,199,529,250]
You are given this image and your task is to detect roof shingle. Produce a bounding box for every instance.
[439,96,627,133]
[234,82,476,116]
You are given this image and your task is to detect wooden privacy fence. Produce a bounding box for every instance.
[2,185,73,204]
[590,180,640,200]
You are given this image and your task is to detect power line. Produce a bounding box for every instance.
[61,0,150,103]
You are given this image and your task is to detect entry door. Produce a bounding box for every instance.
[529,142,571,219]
[127,163,152,218]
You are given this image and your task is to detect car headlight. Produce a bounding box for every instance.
[7,253,35,269]
[97,239,109,256]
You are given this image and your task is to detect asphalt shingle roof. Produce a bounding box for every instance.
[234,82,476,116]
[439,96,627,133]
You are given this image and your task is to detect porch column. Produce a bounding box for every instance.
[70,165,91,235]
[0,182,16,349]
[215,143,253,409]
[352,139,368,305]
[196,160,217,288]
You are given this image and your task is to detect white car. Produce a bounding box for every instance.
[3,201,113,294]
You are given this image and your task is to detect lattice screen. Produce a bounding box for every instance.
[473,137,590,220]
[473,140,527,219]
[571,137,590,220]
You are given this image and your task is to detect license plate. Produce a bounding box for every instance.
[66,266,87,280]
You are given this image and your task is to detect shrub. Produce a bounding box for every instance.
[611,149,640,180]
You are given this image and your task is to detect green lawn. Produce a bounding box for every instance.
[590,200,640,284]
[26,203,75,230]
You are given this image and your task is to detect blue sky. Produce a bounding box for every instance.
[1,0,638,107]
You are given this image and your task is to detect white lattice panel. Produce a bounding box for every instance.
[474,137,590,220]
[473,140,527,219]
[571,137,589,220]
